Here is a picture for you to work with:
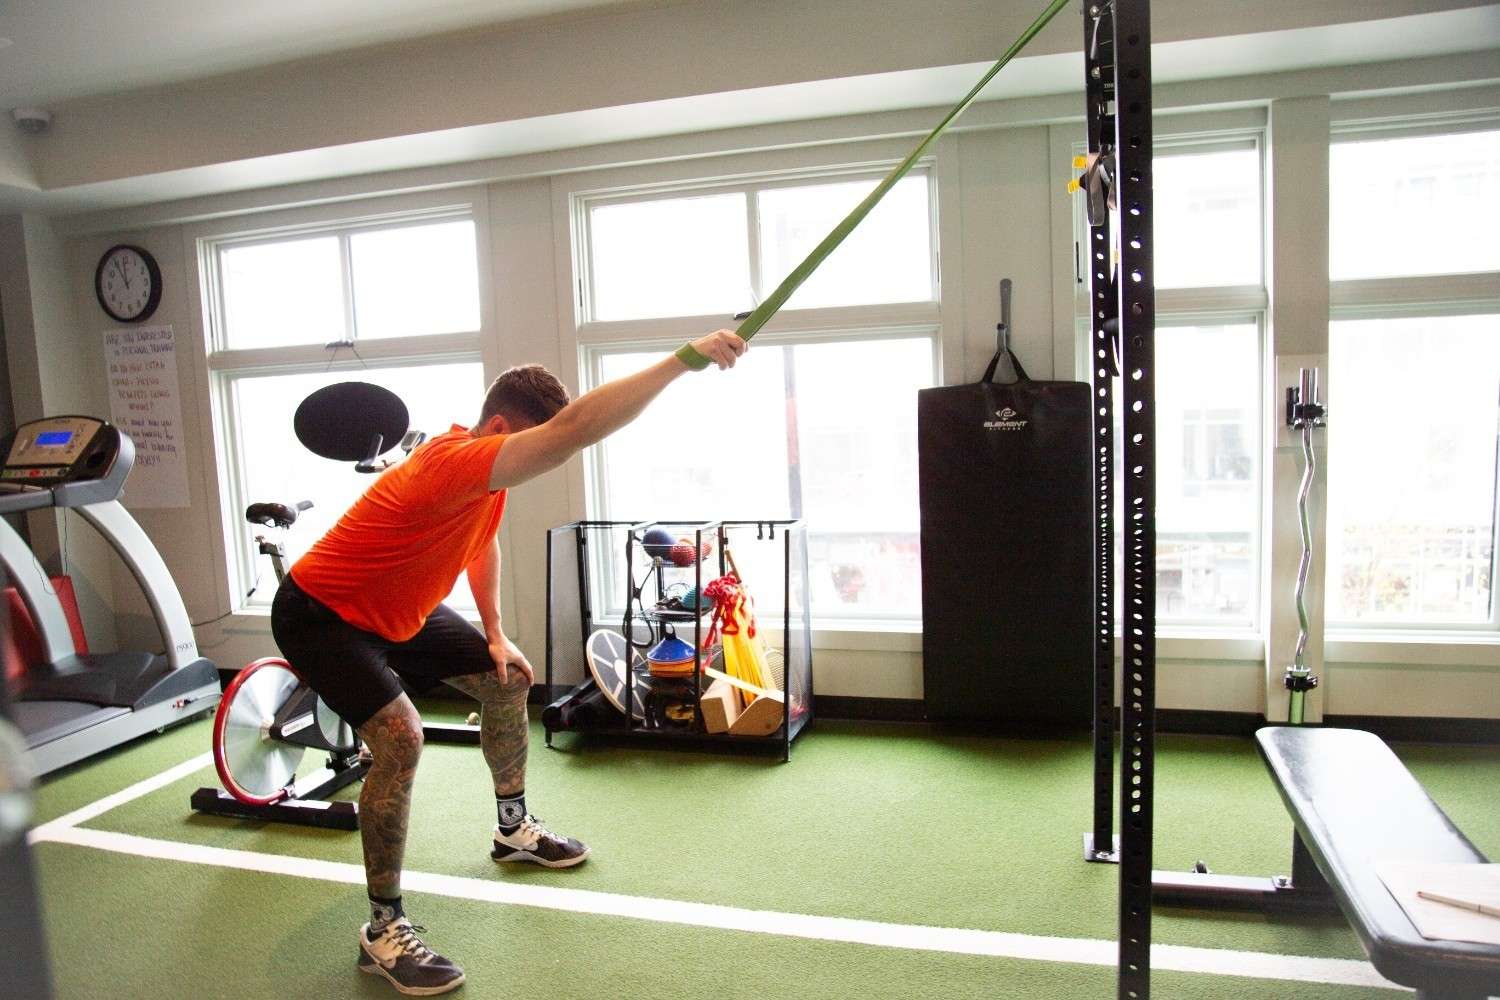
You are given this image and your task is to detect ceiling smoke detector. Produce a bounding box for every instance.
[12,109,53,136]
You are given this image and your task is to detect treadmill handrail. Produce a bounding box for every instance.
[74,501,199,671]
[0,485,59,514]
[0,517,78,663]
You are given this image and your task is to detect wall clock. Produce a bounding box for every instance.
[95,244,162,323]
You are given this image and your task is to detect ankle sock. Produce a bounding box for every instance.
[497,790,526,834]
[369,894,404,936]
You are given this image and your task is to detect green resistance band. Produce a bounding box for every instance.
[676,0,1071,370]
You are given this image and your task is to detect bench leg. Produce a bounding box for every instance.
[1290,830,1332,896]
[1151,830,1339,913]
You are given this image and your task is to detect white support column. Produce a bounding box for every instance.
[1264,97,1331,723]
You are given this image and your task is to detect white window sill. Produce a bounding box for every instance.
[219,612,1500,668]
[217,607,925,652]
[222,607,271,626]
[802,624,1269,657]
[1149,629,1262,662]
[806,621,922,652]
[1326,631,1500,668]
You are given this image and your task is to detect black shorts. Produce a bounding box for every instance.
[270,573,493,729]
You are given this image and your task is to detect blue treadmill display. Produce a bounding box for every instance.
[36,431,74,446]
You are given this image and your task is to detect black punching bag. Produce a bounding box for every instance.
[918,285,1093,728]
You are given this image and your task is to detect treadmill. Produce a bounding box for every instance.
[0,415,220,776]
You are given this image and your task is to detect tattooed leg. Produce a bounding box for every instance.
[442,669,529,796]
[356,693,425,899]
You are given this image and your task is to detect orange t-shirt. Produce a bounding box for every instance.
[290,426,508,641]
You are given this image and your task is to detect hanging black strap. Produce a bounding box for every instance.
[982,277,1030,384]
[983,346,1029,384]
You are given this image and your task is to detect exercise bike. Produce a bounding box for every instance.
[190,381,436,831]
[191,498,369,828]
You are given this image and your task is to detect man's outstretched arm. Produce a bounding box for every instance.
[487,329,744,491]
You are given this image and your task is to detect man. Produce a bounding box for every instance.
[271,329,747,995]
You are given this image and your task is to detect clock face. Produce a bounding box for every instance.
[95,245,161,322]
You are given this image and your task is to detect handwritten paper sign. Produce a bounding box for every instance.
[104,325,189,508]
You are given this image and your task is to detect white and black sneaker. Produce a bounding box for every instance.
[491,814,590,868]
[358,918,465,996]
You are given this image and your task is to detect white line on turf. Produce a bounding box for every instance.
[28,751,214,843]
[34,824,1402,992]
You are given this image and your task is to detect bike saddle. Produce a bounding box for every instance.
[245,499,313,528]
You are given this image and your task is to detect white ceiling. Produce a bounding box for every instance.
[0,0,658,107]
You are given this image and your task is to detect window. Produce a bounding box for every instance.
[588,193,751,322]
[756,175,935,309]
[574,165,940,625]
[1327,124,1500,631]
[1151,322,1261,626]
[589,335,935,620]
[1181,409,1252,488]
[217,216,480,349]
[580,169,935,322]
[1328,314,1500,626]
[203,204,488,610]
[219,236,345,349]
[1330,129,1500,281]
[1077,135,1267,630]
[1153,143,1262,289]
[226,363,486,608]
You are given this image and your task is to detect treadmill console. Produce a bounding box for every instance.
[0,416,134,510]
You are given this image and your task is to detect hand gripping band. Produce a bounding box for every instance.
[676,343,713,370]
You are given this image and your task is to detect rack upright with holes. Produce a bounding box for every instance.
[1072,0,1159,997]
[541,519,813,761]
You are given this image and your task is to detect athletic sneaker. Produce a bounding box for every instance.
[490,814,590,868]
[358,918,465,996]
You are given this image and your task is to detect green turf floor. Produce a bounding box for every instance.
[28,708,1500,999]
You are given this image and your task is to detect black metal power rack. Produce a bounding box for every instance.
[542,519,813,761]
[1074,1,1159,997]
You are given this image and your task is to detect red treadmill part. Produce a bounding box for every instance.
[3,577,90,683]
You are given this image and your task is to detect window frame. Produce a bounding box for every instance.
[1325,304,1500,635]
[1325,116,1500,638]
[573,162,941,325]
[1327,118,1500,284]
[578,324,941,630]
[1149,311,1267,633]
[188,188,495,613]
[561,147,954,632]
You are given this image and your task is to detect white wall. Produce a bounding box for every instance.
[955,127,1057,382]
[0,214,119,650]
[64,224,235,658]
[25,0,1484,197]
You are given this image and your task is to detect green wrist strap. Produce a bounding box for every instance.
[673,0,1069,372]
[675,343,712,371]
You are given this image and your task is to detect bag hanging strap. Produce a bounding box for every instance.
[982,277,1030,384]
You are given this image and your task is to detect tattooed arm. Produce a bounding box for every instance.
[465,536,532,685]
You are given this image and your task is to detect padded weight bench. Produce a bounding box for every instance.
[1257,726,1500,999]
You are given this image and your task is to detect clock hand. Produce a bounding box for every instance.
[114,257,130,290]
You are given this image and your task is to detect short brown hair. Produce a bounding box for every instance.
[477,364,570,430]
